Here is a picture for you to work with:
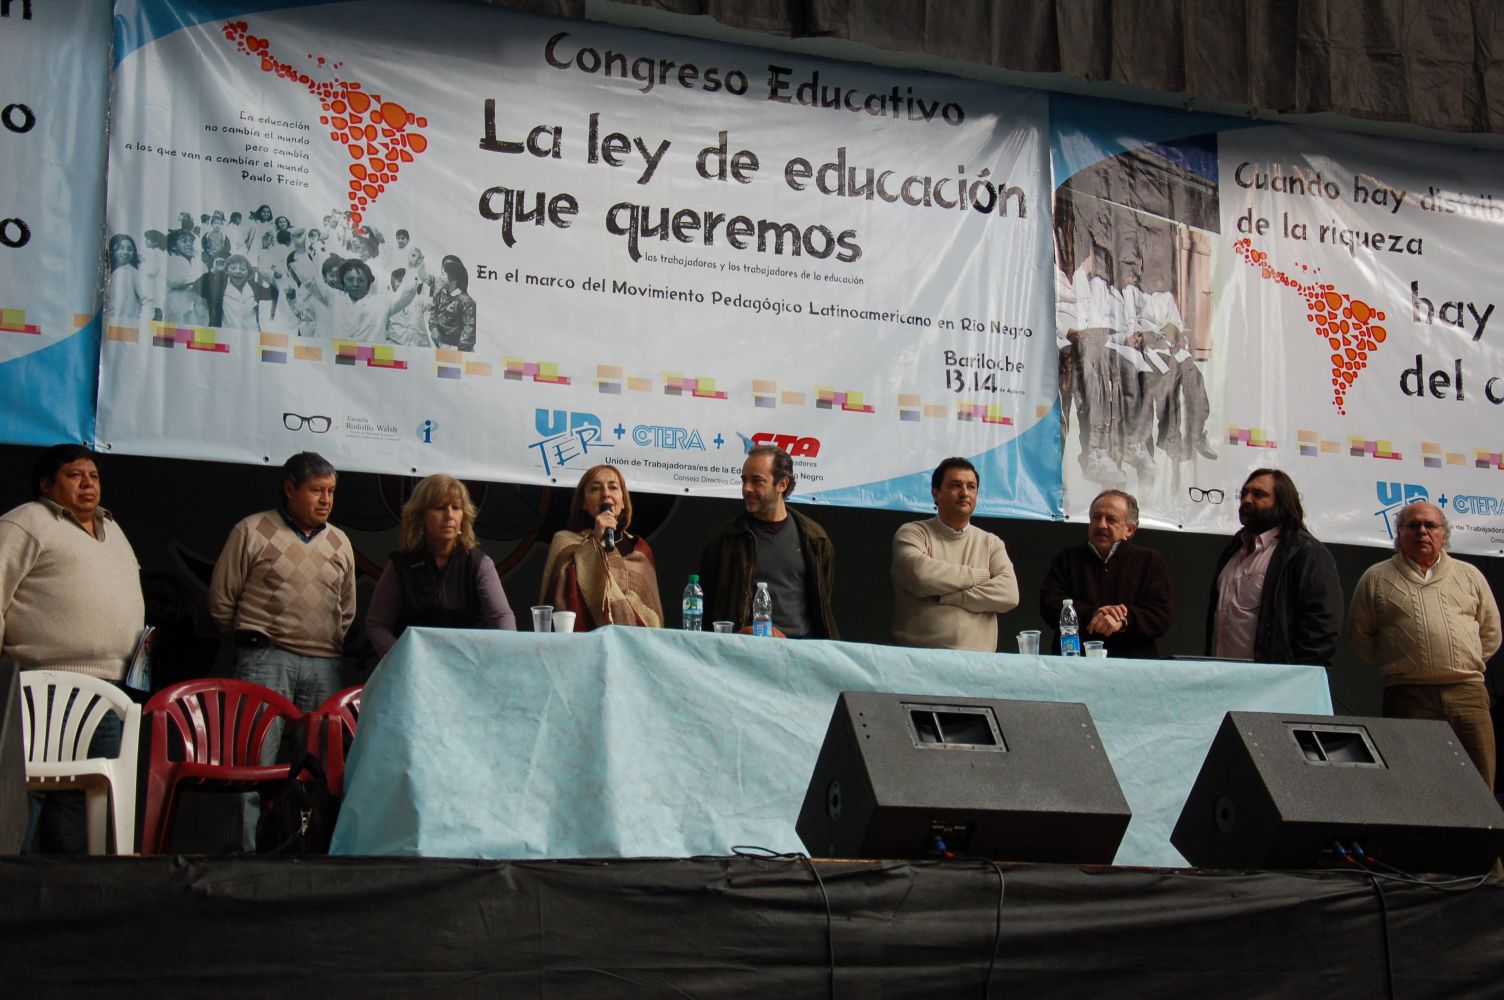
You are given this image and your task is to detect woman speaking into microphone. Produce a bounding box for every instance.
[539,463,663,629]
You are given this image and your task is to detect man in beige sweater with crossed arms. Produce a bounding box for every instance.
[891,456,1019,652]
[1347,500,1501,791]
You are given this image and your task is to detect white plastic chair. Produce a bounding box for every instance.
[20,670,142,855]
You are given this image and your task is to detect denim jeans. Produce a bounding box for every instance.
[24,686,125,855]
[234,645,345,850]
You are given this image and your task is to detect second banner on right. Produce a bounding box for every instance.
[1053,97,1504,556]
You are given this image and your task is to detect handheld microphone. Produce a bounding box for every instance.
[600,499,616,552]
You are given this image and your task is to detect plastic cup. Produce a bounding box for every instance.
[712,621,735,634]
[552,611,577,633]
[1017,630,1041,654]
[1084,641,1107,658]
[530,605,553,633]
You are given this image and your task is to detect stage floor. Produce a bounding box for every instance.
[3,855,1499,998]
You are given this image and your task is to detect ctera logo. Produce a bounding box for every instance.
[747,432,821,457]
[531,409,609,476]
[1374,481,1431,538]
[1451,494,1503,516]
[632,424,705,450]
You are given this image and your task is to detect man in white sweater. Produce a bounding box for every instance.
[0,444,145,852]
[1347,500,1501,791]
[891,457,1019,652]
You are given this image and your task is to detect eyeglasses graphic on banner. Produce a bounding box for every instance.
[1188,488,1224,504]
[284,413,332,433]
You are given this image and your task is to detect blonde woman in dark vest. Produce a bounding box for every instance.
[366,474,516,659]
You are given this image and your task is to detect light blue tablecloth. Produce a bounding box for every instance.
[331,627,1332,866]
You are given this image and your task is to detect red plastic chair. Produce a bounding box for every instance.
[306,685,362,797]
[138,679,305,855]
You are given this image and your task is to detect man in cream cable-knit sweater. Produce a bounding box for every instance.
[1347,500,1501,791]
[0,444,145,852]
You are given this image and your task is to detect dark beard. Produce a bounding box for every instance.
[1239,506,1278,534]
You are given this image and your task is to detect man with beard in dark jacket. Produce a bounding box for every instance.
[1205,468,1343,666]
[700,445,837,638]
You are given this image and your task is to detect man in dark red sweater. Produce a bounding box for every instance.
[1038,490,1173,658]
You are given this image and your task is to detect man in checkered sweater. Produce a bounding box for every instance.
[208,451,356,847]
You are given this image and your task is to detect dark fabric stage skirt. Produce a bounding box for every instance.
[2,855,1500,998]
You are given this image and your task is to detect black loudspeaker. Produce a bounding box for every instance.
[795,691,1131,863]
[1172,712,1504,874]
[0,662,27,852]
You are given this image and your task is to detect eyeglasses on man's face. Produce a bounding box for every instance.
[1400,519,1444,533]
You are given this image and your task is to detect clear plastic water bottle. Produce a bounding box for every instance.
[681,573,704,631]
[1059,598,1081,656]
[752,581,773,637]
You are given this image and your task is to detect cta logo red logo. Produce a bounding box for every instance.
[752,432,821,457]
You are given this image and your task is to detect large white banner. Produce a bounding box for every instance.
[1053,98,1504,555]
[0,0,110,445]
[98,0,1060,518]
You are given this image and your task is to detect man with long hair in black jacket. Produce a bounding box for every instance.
[1206,468,1343,665]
